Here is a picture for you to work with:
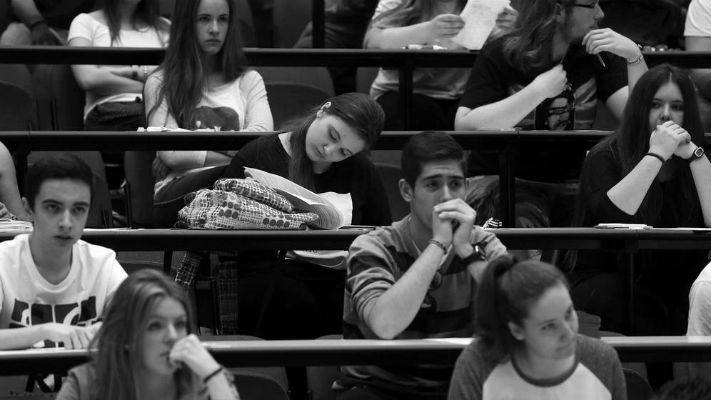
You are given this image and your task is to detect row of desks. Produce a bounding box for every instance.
[6,129,711,227]
[10,226,711,334]
[1,46,710,130]
[54,227,711,252]
[1,336,709,375]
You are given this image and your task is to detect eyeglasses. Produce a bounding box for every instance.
[571,0,599,9]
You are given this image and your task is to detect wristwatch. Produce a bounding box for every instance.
[686,146,705,163]
[461,241,488,264]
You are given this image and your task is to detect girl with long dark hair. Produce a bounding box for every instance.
[569,64,711,334]
[145,0,273,214]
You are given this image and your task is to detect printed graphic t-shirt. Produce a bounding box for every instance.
[459,37,627,181]
[0,234,127,347]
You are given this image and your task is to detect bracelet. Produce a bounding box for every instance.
[645,152,666,163]
[627,53,644,65]
[202,365,225,384]
[28,19,46,30]
[131,65,139,80]
[428,239,447,254]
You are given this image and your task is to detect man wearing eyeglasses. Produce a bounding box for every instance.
[453,0,647,229]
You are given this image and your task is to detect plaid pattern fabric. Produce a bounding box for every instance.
[175,251,206,288]
[214,178,293,212]
[177,189,318,230]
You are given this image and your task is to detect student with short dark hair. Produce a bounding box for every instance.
[0,155,126,350]
[339,132,507,400]
[448,255,626,400]
[56,269,238,400]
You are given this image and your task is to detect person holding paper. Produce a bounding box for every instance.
[364,0,516,130]
[569,65,711,336]
[338,132,508,400]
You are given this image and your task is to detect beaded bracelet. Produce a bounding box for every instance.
[202,365,225,384]
[428,239,447,254]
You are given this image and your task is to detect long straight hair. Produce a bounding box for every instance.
[475,254,569,364]
[146,0,247,129]
[501,0,573,75]
[91,269,198,400]
[103,0,168,45]
[371,0,467,30]
[284,92,384,190]
[582,64,705,225]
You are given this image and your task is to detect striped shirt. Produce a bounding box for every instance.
[340,217,502,398]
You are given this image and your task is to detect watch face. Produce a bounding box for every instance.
[694,147,705,158]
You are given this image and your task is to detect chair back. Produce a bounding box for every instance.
[0,81,34,130]
[355,67,379,94]
[306,334,343,400]
[224,335,290,398]
[623,368,653,400]
[233,372,290,400]
[124,151,156,228]
[272,0,311,47]
[374,163,409,221]
[32,64,85,131]
[264,83,332,130]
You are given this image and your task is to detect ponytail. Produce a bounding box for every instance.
[475,255,568,363]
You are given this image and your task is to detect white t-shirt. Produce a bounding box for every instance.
[368,0,470,100]
[67,13,169,119]
[685,0,711,37]
[0,234,127,347]
[147,69,273,194]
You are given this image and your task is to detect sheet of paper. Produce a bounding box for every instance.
[451,0,510,50]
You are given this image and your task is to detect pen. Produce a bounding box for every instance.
[596,54,606,68]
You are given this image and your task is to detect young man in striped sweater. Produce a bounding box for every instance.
[338,132,508,400]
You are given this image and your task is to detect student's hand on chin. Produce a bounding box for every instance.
[168,334,220,377]
[650,121,689,160]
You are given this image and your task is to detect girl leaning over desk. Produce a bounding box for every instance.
[567,64,711,336]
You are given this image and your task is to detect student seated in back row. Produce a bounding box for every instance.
[337,132,508,400]
[0,155,127,350]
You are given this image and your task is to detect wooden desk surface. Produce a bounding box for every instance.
[1,227,710,251]
[0,336,707,375]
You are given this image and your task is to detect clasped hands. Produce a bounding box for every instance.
[650,121,698,161]
[431,199,478,258]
